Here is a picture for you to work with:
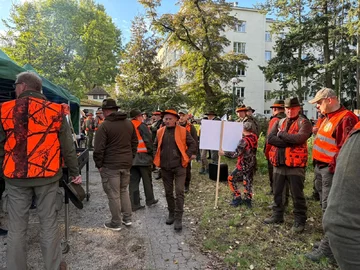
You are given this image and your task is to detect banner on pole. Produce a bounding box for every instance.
[199,120,243,151]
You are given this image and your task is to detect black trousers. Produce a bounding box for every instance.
[185,163,191,188]
[273,166,307,223]
[129,166,155,207]
[162,167,186,218]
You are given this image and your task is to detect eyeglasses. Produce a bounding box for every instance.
[12,82,22,89]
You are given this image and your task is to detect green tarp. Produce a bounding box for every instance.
[0,49,80,133]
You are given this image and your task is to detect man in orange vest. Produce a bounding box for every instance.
[264,97,312,233]
[178,109,198,193]
[264,100,286,195]
[129,109,158,211]
[154,110,197,231]
[305,88,358,262]
[94,108,104,131]
[1,71,81,270]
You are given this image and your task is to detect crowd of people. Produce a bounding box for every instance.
[1,72,360,269]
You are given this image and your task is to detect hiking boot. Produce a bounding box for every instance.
[146,199,159,207]
[104,222,121,231]
[305,248,335,263]
[264,215,284,224]
[229,197,242,207]
[60,261,68,270]
[243,199,252,209]
[166,212,175,225]
[174,219,182,231]
[312,241,321,250]
[291,222,305,233]
[122,220,132,226]
[132,205,145,212]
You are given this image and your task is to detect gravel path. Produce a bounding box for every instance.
[0,153,209,269]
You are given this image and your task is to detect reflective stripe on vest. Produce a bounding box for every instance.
[131,119,148,153]
[312,110,349,163]
[268,117,308,167]
[0,97,63,179]
[153,125,189,168]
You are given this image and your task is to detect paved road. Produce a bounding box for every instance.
[0,152,209,270]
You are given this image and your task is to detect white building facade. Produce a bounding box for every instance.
[157,4,317,119]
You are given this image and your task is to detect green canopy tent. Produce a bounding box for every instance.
[22,64,80,133]
[0,49,80,133]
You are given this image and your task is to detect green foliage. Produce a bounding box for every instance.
[257,0,358,108]
[1,0,121,97]
[139,0,250,110]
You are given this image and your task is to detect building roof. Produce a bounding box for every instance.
[86,86,110,96]
[80,98,103,107]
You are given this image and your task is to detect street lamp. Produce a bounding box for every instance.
[231,77,240,114]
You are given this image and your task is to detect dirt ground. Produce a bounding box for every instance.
[0,153,210,270]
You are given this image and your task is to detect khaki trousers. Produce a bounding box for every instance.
[6,181,62,270]
[100,167,132,225]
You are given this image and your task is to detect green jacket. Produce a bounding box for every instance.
[0,90,79,187]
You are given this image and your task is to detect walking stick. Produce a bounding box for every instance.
[214,120,225,209]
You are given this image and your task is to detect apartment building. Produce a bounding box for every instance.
[157,3,317,119]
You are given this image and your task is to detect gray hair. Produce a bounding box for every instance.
[16,71,42,92]
[243,122,253,132]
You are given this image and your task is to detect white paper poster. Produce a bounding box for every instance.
[199,120,243,151]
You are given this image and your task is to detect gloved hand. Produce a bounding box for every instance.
[71,175,82,184]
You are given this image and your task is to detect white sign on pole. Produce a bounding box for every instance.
[199,120,243,151]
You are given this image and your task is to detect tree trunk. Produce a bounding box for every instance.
[323,1,333,88]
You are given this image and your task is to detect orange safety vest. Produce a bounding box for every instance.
[268,117,308,168]
[0,96,63,179]
[131,119,148,153]
[153,125,189,168]
[264,116,282,159]
[312,110,349,163]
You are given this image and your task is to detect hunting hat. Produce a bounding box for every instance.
[284,97,301,108]
[130,109,142,118]
[61,179,85,209]
[204,111,217,116]
[152,111,162,116]
[246,106,255,113]
[101,98,119,109]
[270,100,285,108]
[178,109,188,115]
[309,88,337,104]
[162,109,180,119]
[236,105,247,112]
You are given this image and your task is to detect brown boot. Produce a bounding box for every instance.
[166,212,175,225]
[174,218,182,231]
[60,261,68,270]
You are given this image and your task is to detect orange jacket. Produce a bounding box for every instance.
[269,118,308,167]
[0,97,63,179]
[131,119,148,153]
[153,126,189,168]
[312,110,349,163]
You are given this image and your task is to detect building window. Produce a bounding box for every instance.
[265,51,272,61]
[233,42,246,54]
[93,95,98,99]
[235,21,246,32]
[264,110,271,115]
[235,87,245,98]
[265,31,272,42]
[236,66,246,76]
[264,90,271,101]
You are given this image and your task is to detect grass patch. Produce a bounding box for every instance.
[185,136,336,269]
